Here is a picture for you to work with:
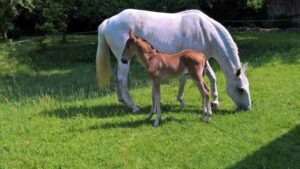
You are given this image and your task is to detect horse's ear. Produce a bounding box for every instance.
[236,68,241,77]
[128,29,135,40]
[242,62,248,72]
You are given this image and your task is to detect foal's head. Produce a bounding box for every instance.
[121,30,140,64]
[121,30,157,64]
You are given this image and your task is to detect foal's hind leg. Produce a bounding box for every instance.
[177,73,188,108]
[192,74,212,122]
[205,61,219,110]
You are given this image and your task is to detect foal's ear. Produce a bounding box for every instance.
[128,29,136,40]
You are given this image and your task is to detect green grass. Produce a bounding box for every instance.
[0,32,300,169]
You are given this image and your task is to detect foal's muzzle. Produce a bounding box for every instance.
[121,58,128,64]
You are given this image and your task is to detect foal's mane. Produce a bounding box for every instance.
[135,35,159,53]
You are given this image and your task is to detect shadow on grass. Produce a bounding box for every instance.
[42,103,200,119]
[0,64,107,101]
[4,35,97,70]
[43,103,144,118]
[228,124,300,169]
[213,109,239,115]
[233,32,300,67]
[89,116,188,129]
[87,108,238,129]
[43,101,237,120]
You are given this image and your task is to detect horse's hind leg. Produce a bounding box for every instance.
[177,73,188,107]
[117,60,140,113]
[115,68,124,103]
[205,61,219,110]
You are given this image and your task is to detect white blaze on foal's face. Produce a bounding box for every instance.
[226,63,251,111]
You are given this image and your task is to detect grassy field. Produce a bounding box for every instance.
[0,32,300,169]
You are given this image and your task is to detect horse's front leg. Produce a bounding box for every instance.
[116,60,140,113]
[177,73,188,108]
[205,61,219,110]
[152,78,161,127]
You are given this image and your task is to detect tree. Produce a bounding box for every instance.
[0,0,33,41]
[33,0,76,42]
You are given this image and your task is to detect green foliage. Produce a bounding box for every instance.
[33,0,76,35]
[247,0,264,9]
[1,32,300,168]
[0,0,33,40]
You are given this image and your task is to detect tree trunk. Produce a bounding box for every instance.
[62,33,67,43]
[3,31,8,41]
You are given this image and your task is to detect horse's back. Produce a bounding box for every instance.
[102,9,232,58]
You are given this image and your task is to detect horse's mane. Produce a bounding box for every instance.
[209,19,241,68]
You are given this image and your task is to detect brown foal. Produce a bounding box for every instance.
[121,30,212,126]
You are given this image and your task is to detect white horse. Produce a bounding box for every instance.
[96,9,251,113]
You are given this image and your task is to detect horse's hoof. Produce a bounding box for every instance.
[118,99,125,104]
[180,101,186,108]
[211,102,219,110]
[154,120,160,127]
[132,107,140,114]
[201,115,211,123]
[146,113,154,121]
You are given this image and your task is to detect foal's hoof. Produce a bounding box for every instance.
[211,102,219,110]
[132,106,140,114]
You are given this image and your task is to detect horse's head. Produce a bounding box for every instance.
[226,63,251,111]
[121,30,140,64]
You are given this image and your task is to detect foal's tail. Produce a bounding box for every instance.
[96,19,111,88]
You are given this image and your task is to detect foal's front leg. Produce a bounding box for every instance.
[146,84,156,120]
[152,78,161,127]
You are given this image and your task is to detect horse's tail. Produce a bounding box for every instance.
[96,19,111,88]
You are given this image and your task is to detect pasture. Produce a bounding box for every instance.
[0,32,299,168]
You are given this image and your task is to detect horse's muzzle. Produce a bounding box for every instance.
[121,58,128,64]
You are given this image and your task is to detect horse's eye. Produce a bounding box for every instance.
[126,45,130,49]
[237,88,244,94]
